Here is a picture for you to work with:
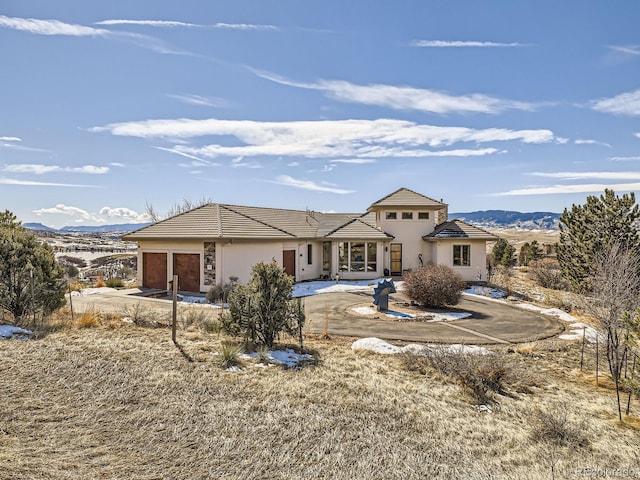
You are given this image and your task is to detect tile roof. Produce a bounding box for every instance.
[123,203,389,241]
[423,219,499,241]
[368,187,447,210]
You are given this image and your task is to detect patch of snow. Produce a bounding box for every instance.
[0,325,33,340]
[515,303,576,323]
[384,310,414,319]
[476,404,493,413]
[242,349,313,368]
[353,306,377,315]
[465,286,506,299]
[292,279,383,298]
[178,295,207,304]
[225,365,242,372]
[351,337,491,356]
[425,312,473,323]
[559,323,603,343]
[78,287,118,296]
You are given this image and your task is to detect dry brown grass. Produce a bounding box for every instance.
[1,320,640,479]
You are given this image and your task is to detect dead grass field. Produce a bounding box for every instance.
[2,312,640,480]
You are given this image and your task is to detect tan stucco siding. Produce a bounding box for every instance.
[377,212,436,272]
[432,240,488,282]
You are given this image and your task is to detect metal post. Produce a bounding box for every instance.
[172,275,178,344]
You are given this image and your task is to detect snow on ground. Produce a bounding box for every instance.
[464,285,506,299]
[241,349,313,368]
[351,305,471,322]
[292,279,384,297]
[351,337,491,355]
[0,325,33,340]
[72,287,118,296]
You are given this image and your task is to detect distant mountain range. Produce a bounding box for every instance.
[24,222,151,233]
[23,210,560,233]
[449,210,561,230]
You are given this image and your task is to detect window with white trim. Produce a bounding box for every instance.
[418,212,429,220]
[453,245,470,266]
[385,212,397,220]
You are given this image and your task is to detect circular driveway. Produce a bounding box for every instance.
[303,291,565,345]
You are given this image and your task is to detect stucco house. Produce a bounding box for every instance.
[123,188,498,292]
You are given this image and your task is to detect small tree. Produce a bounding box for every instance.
[0,221,66,324]
[584,242,640,421]
[528,258,567,290]
[492,238,516,267]
[221,262,305,348]
[519,241,542,266]
[404,264,466,308]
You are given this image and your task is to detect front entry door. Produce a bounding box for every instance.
[282,250,296,278]
[390,243,402,276]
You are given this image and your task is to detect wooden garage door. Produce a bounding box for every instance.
[173,253,201,292]
[143,253,167,290]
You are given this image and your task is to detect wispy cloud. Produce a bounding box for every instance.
[330,159,377,164]
[608,45,640,56]
[410,40,526,48]
[252,70,538,115]
[635,132,640,139]
[96,19,278,30]
[3,164,109,174]
[590,88,640,116]
[496,183,640,196]
[0,178,95,187]
[231,157,262,169]
[0,136,21,142]
[109,162,126,168]
[609,156,640,162]
[1,142,50,153]
[574,138,612,147]
[0,14,198,57]
[530,171,640,180]
[34,204,92,219]
[92,118,554,160]
[0,14,109,36]
[274,175,354,194]
[168,94,229,108]
[156,146,221,165]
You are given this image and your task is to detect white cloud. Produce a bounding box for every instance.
[3,164,108,174]
[99,206,150,222]
[34,204,92,218]
[0,14,197,57]
[635,132,640,139]
[0,14,109,36]
[4,164,59,175]
[609,156,640,162]
[330,159,377,164]
[96,19,277,30]
[555,137,570,144]
[0,178,95,187]
[608,45,640,56]
[410,40,526,48]
[1,143,50,153]
[168,94,228,108]
[574,138,612,147]
[0,136,21,142]
[253,70,537,114]
[496,183,640,196]
[231,157,262,168]
[287,161,300,167]
[274,175,354,194]
[155,146,221,165]
[590,88,640,116]
[530,171,640,180]
[92,118,554,160]
[109,162,126,168]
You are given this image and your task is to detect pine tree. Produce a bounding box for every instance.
[492,238,516,267]
[0,218,66,322]
[519,240,542,266]
[558,189,640,293]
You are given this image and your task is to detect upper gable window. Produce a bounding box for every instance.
[385,212,397,220]
[402,212,413,220]
[418,212,429,220]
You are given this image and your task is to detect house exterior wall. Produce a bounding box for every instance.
[375,209,438,273]
[331,239,386,280]
[432,240,488,282]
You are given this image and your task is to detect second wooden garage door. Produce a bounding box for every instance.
[173,254,201,292]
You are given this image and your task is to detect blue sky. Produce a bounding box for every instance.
[1,1,640,227]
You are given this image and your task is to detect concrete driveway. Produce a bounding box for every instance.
[302,291,564,345]
[70,288,565,345]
